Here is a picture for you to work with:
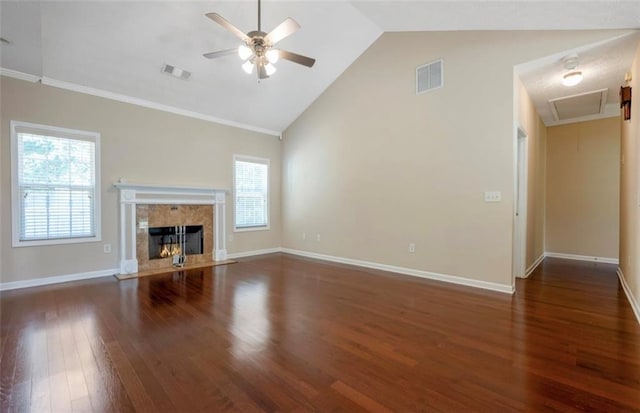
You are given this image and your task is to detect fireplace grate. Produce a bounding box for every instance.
[148,225,203,260]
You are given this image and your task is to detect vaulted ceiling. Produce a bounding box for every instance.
[1,1,639,134]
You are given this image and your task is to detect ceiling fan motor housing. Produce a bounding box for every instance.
[247,31,269,57]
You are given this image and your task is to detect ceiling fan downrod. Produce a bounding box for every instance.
[257,0,261,32]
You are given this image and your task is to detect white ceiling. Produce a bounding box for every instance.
[1,1,639,134]
[518,31,640,126]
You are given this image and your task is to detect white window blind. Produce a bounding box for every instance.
[234,156,269,230]
[11,121,100,246]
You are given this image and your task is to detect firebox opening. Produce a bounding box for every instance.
[148,225,204,260]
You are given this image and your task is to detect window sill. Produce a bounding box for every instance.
[13,235,102,248]
[233,225,270,233]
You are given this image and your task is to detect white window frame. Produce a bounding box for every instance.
[10,120,102,247]
[233,154,270,232]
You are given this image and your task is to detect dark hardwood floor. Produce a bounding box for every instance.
[1,254,639,412]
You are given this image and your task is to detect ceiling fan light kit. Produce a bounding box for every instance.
[203,0,316,80]
[238,45,252,60]
[265,63,276,76]
[242,60,254,74]
[266,49,279,64]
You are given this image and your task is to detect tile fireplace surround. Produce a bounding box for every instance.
[114,182,227,275]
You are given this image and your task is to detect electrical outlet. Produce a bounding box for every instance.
[103,243,112,254]
[316,233,321,242]
[302,232,306,240]
[484,191,502,202]
[409,243,416,253]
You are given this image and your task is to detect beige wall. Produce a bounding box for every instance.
[516,78,547,270]
[546,118,620,259]
[620,40,640,314]
[0,76,282,283]
[282,30,626,287]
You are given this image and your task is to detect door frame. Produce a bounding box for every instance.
[513,126,528,280]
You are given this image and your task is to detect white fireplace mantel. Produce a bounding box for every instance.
[114,182,228,274]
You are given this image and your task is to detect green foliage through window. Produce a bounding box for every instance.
[13,123,99,243]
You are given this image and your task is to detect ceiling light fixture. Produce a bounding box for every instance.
[563,71,583,87]
[203,0,315,80]
[561,54,583,87]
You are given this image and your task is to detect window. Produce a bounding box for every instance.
[11,121,101,247]
[234,155,269,231]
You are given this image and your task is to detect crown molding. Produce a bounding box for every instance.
[0,68,281,136]
[0,67,41,83]
[39,76,281,136]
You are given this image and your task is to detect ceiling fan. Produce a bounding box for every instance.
[203,0,316,79]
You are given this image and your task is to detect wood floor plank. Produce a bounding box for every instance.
[189,352,264,413]
[0,255,639,412]
[31,378,52,413]
[104,341,157,412]
[330,380,394,413]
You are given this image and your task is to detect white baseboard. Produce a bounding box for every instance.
[0,268,119,292]
[544,252,618,265]
[281,248,514,294]
[226,247,282,259]
[617,267,640,325]
[521,254,545,278]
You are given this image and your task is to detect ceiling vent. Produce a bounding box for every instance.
[161,64,191,81]
[549,88,608,121]
[416,59,443,94]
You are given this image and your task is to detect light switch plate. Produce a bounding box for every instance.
[484,191,502,202]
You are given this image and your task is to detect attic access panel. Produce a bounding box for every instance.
[549,89,608,121]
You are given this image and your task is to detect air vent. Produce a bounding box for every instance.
[161,64,191,81]
[549,89,608,121]
[416,59,443,94]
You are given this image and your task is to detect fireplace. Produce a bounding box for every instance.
[114,182,228,275]
[148,225,204,259]
[135,204,214,272]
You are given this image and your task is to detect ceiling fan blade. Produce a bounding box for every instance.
[264,18,300,45]
[206,12,250,42]
[279,50,316,68]
[257,64,269,79]
[203,48,238,59]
